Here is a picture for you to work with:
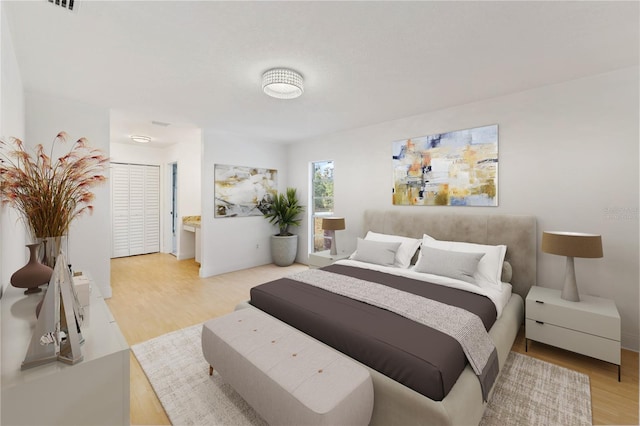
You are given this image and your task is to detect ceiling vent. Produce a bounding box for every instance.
[47,0,79,13]
[152,121,171,127]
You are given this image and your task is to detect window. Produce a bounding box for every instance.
[310,160,334,253]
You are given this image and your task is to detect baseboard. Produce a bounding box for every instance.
[621,331,639,352]
[199,260,273,279]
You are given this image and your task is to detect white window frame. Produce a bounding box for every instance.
[309,160,335,253]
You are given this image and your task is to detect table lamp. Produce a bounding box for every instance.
[322,217,346,256]
[541,231,603,302]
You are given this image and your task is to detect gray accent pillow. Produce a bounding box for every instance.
[501,260,513,283]
[362,231,421,268]
[351,238,402,266]
[414,246,485,284]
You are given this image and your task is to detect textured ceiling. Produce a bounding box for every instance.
[5,1,639,146]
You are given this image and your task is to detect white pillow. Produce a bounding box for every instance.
[350,238,402,266]
[360,231,421,268]
[420,234,507,290]
[414,246,485,284]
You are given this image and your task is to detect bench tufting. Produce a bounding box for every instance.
[202,307,374,426]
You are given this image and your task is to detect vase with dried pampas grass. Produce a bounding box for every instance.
[0,132,108,276]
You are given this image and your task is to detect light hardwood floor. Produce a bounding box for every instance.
[108,253,638,425]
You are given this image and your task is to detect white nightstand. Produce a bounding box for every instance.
[525,285,621,380]
[307,250,351,269]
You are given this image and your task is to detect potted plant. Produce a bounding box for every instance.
[263,187,305,266]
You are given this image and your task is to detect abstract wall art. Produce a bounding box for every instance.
[392,124,498,206]
[214,164,277,218]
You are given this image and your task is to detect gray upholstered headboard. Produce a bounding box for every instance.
[363,210,537,300]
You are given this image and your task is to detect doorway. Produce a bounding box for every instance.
[170,162,178,256]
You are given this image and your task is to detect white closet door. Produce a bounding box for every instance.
[128,165,145,256]
[144,166,160,253]
[111,164,131,258]
[111,163,161,258]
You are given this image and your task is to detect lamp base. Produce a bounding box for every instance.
[560,256,580,302]
[327,230,337,255]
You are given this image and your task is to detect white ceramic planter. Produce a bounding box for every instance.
[270,235,298,266]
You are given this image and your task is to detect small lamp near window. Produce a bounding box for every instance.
[541,231,603,302]
[322,217,346,256]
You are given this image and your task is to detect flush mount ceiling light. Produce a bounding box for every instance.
[130,135,151,144]
[262,68,304,99]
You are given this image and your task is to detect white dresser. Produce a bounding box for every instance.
[525,285,621,380]
[1,280,130,425]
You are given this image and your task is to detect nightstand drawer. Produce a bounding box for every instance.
[526,319,620,364]
[526,297,620,341]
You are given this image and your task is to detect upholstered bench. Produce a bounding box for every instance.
[202,307,374,426]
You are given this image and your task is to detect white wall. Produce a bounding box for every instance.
[110,142,166,166]
[200,130,288,277]
[25,92,112,298]
[0,2,26,294]
[288,67,639,350]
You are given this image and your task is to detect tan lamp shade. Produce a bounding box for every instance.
[541,231,603,258]
[322,217,346,255]
[321,217,346,231]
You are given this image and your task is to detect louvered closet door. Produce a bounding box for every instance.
[111,163,161,258]
[128,165,146,256]
[143,166,160,253]
[111,164,131,258]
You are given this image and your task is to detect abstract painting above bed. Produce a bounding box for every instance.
[392,124,498,206]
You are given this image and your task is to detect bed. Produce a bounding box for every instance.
[238,210,536,425]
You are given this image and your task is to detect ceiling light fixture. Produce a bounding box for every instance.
[262,68,304,99]
[130,135,151,144]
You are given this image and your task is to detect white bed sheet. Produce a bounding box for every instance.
[334,259,512,318]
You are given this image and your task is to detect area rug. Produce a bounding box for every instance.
[132,324,592,426]
[479,351,592,426]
